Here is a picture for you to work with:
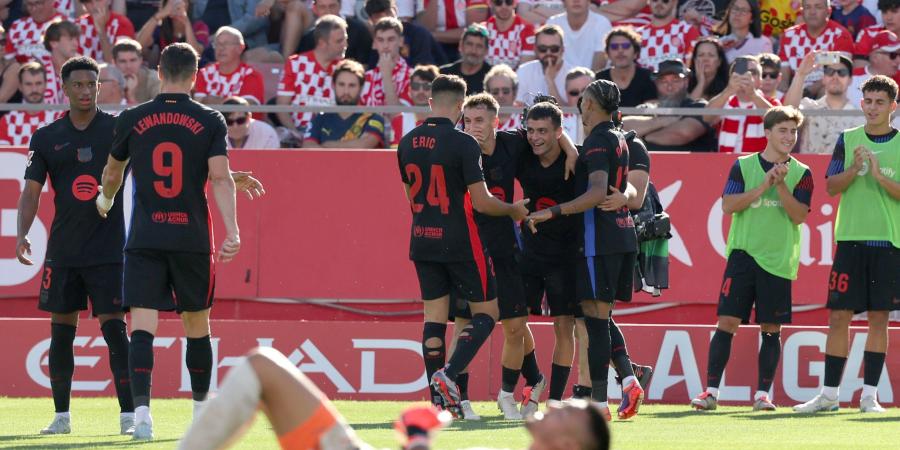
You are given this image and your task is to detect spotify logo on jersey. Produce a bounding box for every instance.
[71,175,99,201]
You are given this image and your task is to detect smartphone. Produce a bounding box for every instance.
[815,52,841,66]
[733,58,749,75]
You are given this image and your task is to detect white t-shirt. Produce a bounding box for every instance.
[229,119,281,149]
[396,0,417,20]
[546,12,611,69]
[515,59,574,105]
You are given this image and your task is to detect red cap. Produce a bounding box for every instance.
[871,30,900,53]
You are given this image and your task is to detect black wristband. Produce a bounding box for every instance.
[549,205,562,218]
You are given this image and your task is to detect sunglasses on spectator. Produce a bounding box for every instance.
[537,45,561,54]
[649,0,670,3]
[490,87,513,96]
[823,67,850,77]
[609,42,632,51]
[226,116,249,126]
[567,90,584,97]
[761,71,779,79]
[410,81,432,91]
[492,0,514,5]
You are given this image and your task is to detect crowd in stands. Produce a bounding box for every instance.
[0,0,895,152]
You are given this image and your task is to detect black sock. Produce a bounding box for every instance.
[706,329,734,389]
[456,372,470,401]
[101,319,133,412]
[572,384,593,399]
[521,350,541,386]
[49,323,76,413]
[583,316,611,402]
[445,314,495,380]
[422,322,447,405]
[863,351,886,387]
[501,366,520,393]
[129,330,154,408]
[824,354,847,388]
[549,363,571,401]
[610,319,634,380]
[186,335,213,401]
[757,332,781,393]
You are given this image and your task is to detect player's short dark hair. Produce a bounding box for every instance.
[332,59,365,84]
[535,24,565,43]
[583,79,621,113]
[43,20,79,52]
[18,61,46,83]
[861,75,899,101]
[364,0,394,16]
[112,38,142,60]
[61,56,100,83]
[313,15,348,45]
[526,101,562,129]
[159,43,199,83]
[878,0,900,12]
[461,23,489,47]
[412,64,440,82]
[604,26,641,53]
[757,53,781,71]
[431,74,467,103]
[463,92,499,115]
[763,106,804,130]
[373,16,403,36]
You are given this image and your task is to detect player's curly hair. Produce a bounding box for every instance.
[861,75,899,102]
[60,56,99,83]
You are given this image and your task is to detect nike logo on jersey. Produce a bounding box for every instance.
[54,142,70,151]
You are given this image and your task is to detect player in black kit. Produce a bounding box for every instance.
[16,56,135,436]
[95,43,240,441]
[527,79,644,421]
[397,75,529,418]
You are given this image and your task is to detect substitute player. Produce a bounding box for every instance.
[16,56,135,436]
[691,106,814,412]
[397,75,529,417]
[95,43,240,440]
[527,79,644,420]
[794,75,900,414]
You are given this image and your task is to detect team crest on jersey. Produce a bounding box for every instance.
[76,146,92,162]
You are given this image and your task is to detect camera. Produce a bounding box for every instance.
[634,211,671,243]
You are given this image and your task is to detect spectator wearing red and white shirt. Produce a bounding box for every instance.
[0,62,59,146]
[76,0,135,63]
[706,55,780,153]
[852,0,900,63]
[276,14,347,134]
[484,63,521,131]
[485,0,535,69]
[635,0,701,71]
[416,0,489,59]
[778,0,854,92]
[6,0,66,63]
[194,27,265,106]
[361,17,413,106]
[40,20,81,105]
[848,30,900,105]
[390,64,437,146]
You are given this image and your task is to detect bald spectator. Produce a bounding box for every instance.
[0,62,58,146]
[223,96,281,149]
[76,0,135,63]
[97,62,126,106]
[484,63,520,130]
[416,0,489,60]
[361,17,413,106]
[439,23,492,94]
[6,0,66,63]
[390,63,437,146]
[296,0,372,66]
[365,0,445,66]
[40,20,80,105]
[112,38,159,104]
[194,26,265,106]
[484,0,535,69]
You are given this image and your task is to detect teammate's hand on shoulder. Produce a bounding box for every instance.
[95,185,114,218]
[15,237,33,265]
[218,235,241,262]
[510,198,530,222]
[599,186,627,211]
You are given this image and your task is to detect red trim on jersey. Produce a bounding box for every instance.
[462,192,488,300]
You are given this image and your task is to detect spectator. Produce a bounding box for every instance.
[758,53,784,100]
[636,0,700,70]
[390,63,437,145]
[546,0,611,71]
[76,0,135,63]
[97,62,125,105]
[0,62,57,145]
[439,24,492,94]
[223,96,281,148]
[848,29,900,104]
[516,0,563,26]
[622,59,717,152]
[706,55,780,153]
[258,0,314,60]
[687,37,729,101]
[191,0,270,52]
[784,51,858,153]
[484,63,520,129]
[40,20,79,104]
[563,65,591,106]
[832,0,877,37]
[364,0,445,67]
[595,26,656,107]
[415,0,488,61]
[360,17,413,106]
[194,26,265,105]
[484,0,534,69]
[276,14,346,135]
[778,0,854,94]
[515,24,571,104]
[297,0,372,67]
[112,38,159,104]
[713,0,773,63]
[303,59,386,148]
[0,24,22,104]
[6,0,65,63]
[135,0,209,58]
[853,0,900,68]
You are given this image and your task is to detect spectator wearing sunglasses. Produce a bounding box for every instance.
[223,96,280,149]
[439,24,493,94]
[390,64,438,146]
[635,0,700,71]
[545,0,611,72]
[515,24,572,105]
[757,53,785,101]
[485,0,535,69]
[848,30,900,106]
[852,0,900,68]
[484,63,521,130]
[706,55,780,153]
[596,26,656,107]
[784,51,858,153]
[713,0,773,63]
[778,0,854,95]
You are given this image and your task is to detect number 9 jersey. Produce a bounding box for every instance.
[110,93,228,254]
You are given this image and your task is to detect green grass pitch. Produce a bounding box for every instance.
[2,398,899,449]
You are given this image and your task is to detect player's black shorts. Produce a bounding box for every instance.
[827,242,900,312]
[717,250,792,324]
[38,263,125,316]
[521,256,580,317]
[123,249,215,313]
[414,255,497,303]
[576,253,637,303]
[452,256,526,320]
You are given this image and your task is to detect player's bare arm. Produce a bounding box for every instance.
[722,166,780,215]
[96,155,129,218]
[826,145,866,196]
[867,150,900,200]
[467,180,530,220]
[15,180,43,265]
[526,170,608,232]
[558,132,578,180]
[210,155,241,262]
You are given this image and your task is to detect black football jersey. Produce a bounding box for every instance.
[516,147,578,262]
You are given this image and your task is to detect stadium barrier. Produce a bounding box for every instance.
[2,318,898,405]
[1,149,838,305]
